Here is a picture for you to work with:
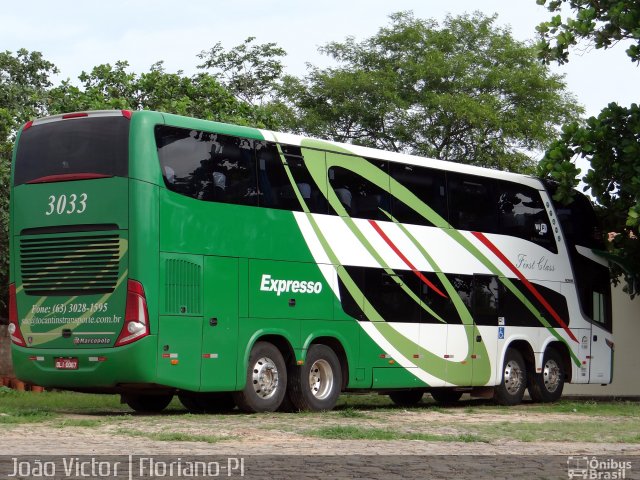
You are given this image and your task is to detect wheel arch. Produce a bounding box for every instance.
[237,330,296,390]
[503,338,536,382]
[543,341,573,383]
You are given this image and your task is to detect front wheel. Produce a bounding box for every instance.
[125,394,173,413]
[233,341,287,413]
[528,348,565,403]
[289,344,342,411]
[494,348,527,406]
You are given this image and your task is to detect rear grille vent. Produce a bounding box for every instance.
[20,234,122,296]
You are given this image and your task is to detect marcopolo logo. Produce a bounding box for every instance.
[260,274,323,296]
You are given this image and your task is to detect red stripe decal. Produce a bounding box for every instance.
[27,173,112,184]
[369,220,447,298]
[472,231,578,343]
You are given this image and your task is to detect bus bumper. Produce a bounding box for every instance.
[10,336,158,391]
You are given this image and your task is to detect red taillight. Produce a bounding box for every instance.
[115,280,150,347]
[23,121,34,132]
[8,284,26,346]
[62,112,89,119]
[121,110,132,120]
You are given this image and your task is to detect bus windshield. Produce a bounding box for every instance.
[14,115,129,185]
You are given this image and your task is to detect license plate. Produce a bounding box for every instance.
[55,358,78,370]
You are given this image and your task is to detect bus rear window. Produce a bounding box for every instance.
[14,116,129,185]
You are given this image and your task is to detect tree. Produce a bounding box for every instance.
[48,61,247,124]
[282,11,582,174]
[0,49,58,320]
[536,0,640,64]
[535,0,640,293]
[0,49,291,319]
[197,37,286,106]
[197,37,297,130]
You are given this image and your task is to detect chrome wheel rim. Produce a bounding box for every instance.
[543,359,561,393]
[504,359,524,395]
[308,359,334,400]
[252,356,279,399]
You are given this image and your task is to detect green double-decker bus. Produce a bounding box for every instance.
[9,110,613,412]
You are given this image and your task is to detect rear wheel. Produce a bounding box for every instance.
[528,348,565,403]
[289,344,342,411]
[233,341,287,413]
[178,392,236,413]
[125,394,173,413]
[494,348,527,406]
[430,389,463,404]
[389,390,424,407]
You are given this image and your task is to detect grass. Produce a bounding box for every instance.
[1,389,639,445]
[336,407,368,418]
[463,419,640,444]
[52,418,106,428]
[116,428,232,444]
[0,409,56,424]
[308,425,489,443]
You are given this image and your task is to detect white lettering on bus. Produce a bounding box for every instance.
[46,193,87,215]
[260,274,323,296]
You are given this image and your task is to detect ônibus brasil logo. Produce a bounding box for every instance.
[260,274,323,296]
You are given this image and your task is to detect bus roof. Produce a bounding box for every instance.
[260,129,544,190]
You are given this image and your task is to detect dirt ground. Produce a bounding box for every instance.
[3,407,639,456]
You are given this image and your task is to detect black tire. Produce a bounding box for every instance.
[389,390,424,407]
[233,341,287,413]
[289,344,342,411]
[494,348,527,406]
[178,392,236,413]
[125,394,173,413]
[277,391,297,412]
[528,348,565,403]
[430,389,463,404]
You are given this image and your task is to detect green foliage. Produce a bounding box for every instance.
[48,60,245,124]
[538,103,640,291]
[536,0,640,293]
[536,0,640,64]
[282,11,582,173]
[0,49,58,320]
[198,37,286,106]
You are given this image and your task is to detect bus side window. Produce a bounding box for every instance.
[496,181,557,253]
[210,136,258,207]
[390,163,448,227]
[155,126,258,206]
[447,173,498,233]
[257,143,327,214]
[328,158,390,220]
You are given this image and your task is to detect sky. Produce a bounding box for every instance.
[1,0,638,119]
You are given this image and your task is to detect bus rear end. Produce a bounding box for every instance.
[9,111,156,392]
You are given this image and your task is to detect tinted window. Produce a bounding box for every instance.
[257,143,327,214]
[447,173,498,232]
[553,189,604,249]
[15,116,129,185]
[364,270,421,323]
[473,275,499,325]
[390,163,448,226]
[328,158,390,220]
[546,185,611,330]
[156,126,258,206]
[418,272,458,324]
[497,181,556,252]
